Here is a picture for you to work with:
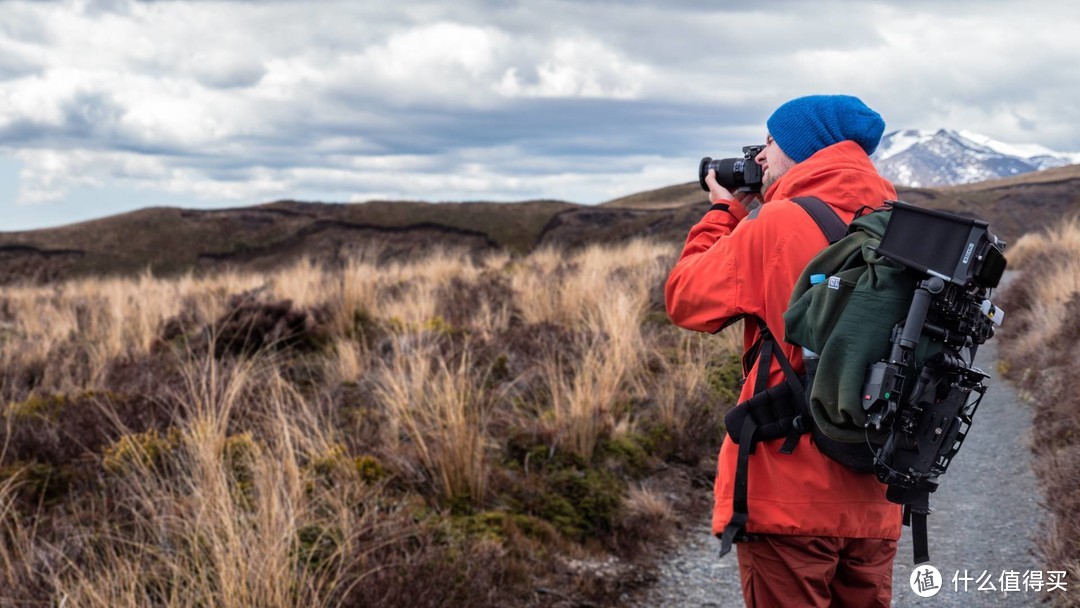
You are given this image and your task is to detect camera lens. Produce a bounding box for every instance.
[698,149,764,193]
[698,157,713,192]
[714,158,744,190]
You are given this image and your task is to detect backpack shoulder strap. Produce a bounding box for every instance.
[792,196,847,244]
[718,198,849,559]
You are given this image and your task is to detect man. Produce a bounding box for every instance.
[665,95,903,607]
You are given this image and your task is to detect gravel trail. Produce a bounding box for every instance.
[625,336,1053,607]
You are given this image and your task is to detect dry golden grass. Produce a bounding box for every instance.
[333,257,381,335]
[0,470,33,592]
[522,240,669,461]
[328,337,369,386]
[0,237,742,607]
[543,344,621,462]
[509,247,565,325]
[372,339,491,503]
[997,216,1080,606]
[654,333,718,439]
[0,267,266,400]
[511,239,669,327]
[48,359,375,607]
[1002,217,1080,359]
[1006,213,1080,268]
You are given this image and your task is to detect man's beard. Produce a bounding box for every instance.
[761,160,794,194]
[762,170,781,192]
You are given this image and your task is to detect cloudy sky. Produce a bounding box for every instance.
[3,0,1079,231]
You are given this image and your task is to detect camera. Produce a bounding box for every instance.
[698,145,765,193]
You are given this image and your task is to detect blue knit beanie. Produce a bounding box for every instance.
[766,95,885,163]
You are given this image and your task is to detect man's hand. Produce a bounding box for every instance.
[705,169,760,211]
[704,168,735,203]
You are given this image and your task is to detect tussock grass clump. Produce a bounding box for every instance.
[0,238,741,607]
[372,340,491,504]
[997,216,1080,604]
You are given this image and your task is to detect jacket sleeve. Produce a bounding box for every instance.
[665,202,767,333]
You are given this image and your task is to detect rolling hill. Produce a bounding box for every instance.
[2,164,1079,284]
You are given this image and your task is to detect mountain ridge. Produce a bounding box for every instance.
[871,128,1080,187]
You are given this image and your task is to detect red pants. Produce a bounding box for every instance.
[736,535,896,607]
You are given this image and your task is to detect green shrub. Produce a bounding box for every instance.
[5,393,70,421]
[354,454,386,483]
[450,510,557,547]
[706,353,743,404]
[102,428,182,475]
[597,434,653,477]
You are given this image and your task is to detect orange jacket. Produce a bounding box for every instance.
[665,141,903,539]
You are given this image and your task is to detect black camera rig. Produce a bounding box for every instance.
[859,202,1007,561]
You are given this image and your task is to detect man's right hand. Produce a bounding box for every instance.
[705,169,760,211]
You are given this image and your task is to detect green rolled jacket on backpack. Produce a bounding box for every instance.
[784,209,938,444]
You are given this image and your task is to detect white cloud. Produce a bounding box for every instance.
[16,148,118,203]
[364,23,504,80]
[334,22,512,106]
[3,0,1080,230]
[496,38,651,99]
[187,50,267,89]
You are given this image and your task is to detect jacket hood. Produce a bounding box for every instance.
[763,140,896,214]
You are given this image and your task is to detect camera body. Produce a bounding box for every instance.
[699,145,765,193]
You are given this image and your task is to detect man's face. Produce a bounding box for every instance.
[756,134,796,192]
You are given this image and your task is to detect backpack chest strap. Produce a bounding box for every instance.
[719,318,810,557]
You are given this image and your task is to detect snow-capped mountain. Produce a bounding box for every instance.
[871,129,1080,187]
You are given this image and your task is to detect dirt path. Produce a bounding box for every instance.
[624,336,1051,607]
